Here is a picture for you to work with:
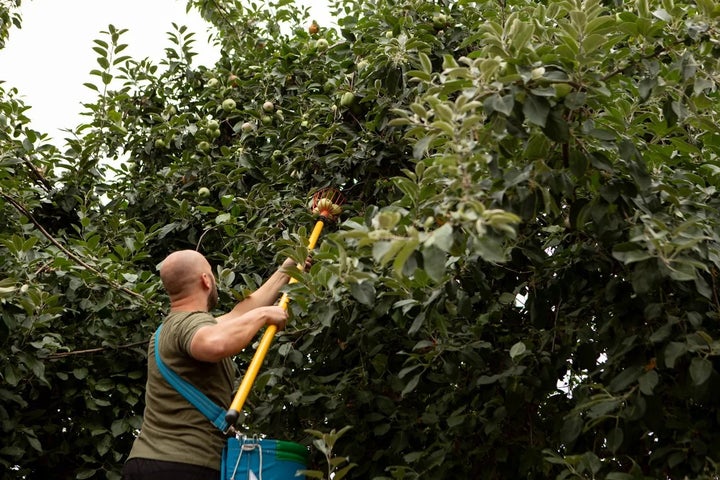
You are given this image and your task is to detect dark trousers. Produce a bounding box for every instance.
[122,457,220,480]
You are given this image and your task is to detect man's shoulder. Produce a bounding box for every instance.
[166,310,215,324]
[163,311,216,355]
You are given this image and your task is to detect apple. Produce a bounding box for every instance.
[554,84,573,98]
[207,119,220,130]
[385,30,394,38]
[241,121,255,132]
[207,78,219,87]
[316,38,329,50]
[228,73,239,86]
[222,98,236,112]
[154,138,166,148]
[198,141,211,152]
[261,115,273,126]
[432,13,448,29]
[340,92,355,107]
[308,21,319,35]
[262,101,274,112]
[198,187,210,197]
[531,67,545,79]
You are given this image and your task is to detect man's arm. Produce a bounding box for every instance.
[189,305,288,362]
[215,258,296,323]
[189,258,298,362]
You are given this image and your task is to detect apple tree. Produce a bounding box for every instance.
[1,0,720,479]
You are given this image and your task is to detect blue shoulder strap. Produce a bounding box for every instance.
[154,324,229,433]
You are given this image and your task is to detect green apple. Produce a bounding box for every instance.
[261,115,273,126]
[432,13,448,29]
[554,83,573,98]
[316,38,329,50]
[262,101,274,112]
[207,78,219,87]
[154,138,166,149]
[222,98,236,112]
[198,141,211,152]
[340,92,356,107]
[198,187,210,197]
[207,119,220,130]
[241,121,255,132]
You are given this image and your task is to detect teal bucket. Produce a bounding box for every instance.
[222,436,309,480]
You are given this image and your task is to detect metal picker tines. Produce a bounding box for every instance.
[225,188,345,427]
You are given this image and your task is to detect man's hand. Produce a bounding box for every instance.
[281,256,313,272]
[259,305,288,331]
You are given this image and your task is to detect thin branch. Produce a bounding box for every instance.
[601,43,676,83]
[0,190,151,303]
[21,156,53,192]
[47,340,149,359]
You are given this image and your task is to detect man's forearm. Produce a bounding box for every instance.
[216,260,294,322]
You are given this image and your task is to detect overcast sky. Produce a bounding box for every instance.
[0,0,331,143]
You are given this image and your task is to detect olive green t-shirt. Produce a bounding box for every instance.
[128,311,235,470]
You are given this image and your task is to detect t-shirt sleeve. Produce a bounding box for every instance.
[174,312,217,356]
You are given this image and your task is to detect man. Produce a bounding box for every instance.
[122,249,295,480]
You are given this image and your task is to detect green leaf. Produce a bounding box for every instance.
[418,51,432,75]
[606,427,623,453]
[542,108,570,141]
[560,414,583,443]
[608,366,643,392]
[422,246,446,282]
[407,311,426,336]
[412,134,435,159]
[392,238,419,276]
[401,372,422,397]
[95,378,115,392]
[606,472,635,480]
[665,342,687,368]
[689,357,713,386]
[425,223,453,252]
[215,213,231,224]
[349,281,376,306]
[509,341,527,359]
[638,370,659,395]
[76,469,98,479]
[612,243,653,264]
[523,95,550,127]
[488,94,514,116]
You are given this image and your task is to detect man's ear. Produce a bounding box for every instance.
[201,272,212,289]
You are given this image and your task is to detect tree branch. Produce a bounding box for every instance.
[21,155,53,192]
[47,340,149,359]
[0,190,152,303]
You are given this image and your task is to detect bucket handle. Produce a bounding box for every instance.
[230,434,263,480]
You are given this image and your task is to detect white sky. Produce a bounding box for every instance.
[0,0,332,143]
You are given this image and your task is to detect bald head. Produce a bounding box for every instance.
[159,250,215,306]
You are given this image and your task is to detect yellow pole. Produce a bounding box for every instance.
[225,218,327,426]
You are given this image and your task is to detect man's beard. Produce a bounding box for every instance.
[207,277,219,310]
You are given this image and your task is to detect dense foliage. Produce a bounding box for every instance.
[2,0,720,478]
